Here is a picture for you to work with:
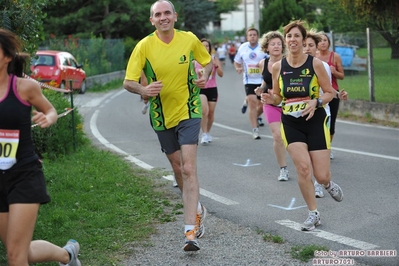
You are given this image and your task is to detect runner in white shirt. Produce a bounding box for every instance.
[234,27,268,139]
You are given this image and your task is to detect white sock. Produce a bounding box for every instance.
[184,225,195,232]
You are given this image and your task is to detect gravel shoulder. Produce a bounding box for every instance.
[123,210,371,266]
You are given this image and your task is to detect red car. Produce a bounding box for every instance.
[30,50,87,94]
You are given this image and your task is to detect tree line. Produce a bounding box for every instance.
[1,0,398,59]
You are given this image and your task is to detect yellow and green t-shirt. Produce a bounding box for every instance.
[125,29,211,131]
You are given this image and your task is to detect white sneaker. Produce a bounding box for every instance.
[252,129,260,140]
[314,181,325,198]
[201,133,209,145]
[172,177,178,187]
[325,181,343,202]
[207,134,212,143]
[330,151,334,160]
[142,102,149,114]
[59,239,81,266]
[278,168,289,181]
[301,211,321,231]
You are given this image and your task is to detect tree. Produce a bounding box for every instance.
[260,0,304,33]
[0,0,53,54]
[175,0,215,38]
[331,0,399,59]
[214,0,241,16]
[298,0,365,33]
[42,0,154,40]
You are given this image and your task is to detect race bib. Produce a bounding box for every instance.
[283,97,310,118]
[0,129,20,170]
[247,67,261,75]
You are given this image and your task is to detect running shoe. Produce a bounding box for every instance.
[172,176,178,187]
[195,204,207,238]
[330,151,335,160]
[207,134,213,143]
[241,100,248,114]
[252,128,261,140]
[325,181,343,202]
[200,133,209,145]
[257,117,264,127]
[59,239,81,266]
[314,181,325,198]
[301,211,321,231]
[278,168,289,181]
[141,102,149,114]
[183,230,200,251]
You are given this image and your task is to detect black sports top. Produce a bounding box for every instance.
[261,57,273,93]
[0,75,38,170]
[278,55,320,117]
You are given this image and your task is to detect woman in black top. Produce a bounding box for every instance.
[262,21,344,231]
[255,31,289,181]
[0,29,81,265]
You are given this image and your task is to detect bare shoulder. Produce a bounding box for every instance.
[271,60,281,71]
[16,77,42,101]
[312,57,324,68]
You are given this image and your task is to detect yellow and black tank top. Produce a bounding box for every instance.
[279,55,320,118]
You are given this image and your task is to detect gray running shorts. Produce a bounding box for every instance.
[155,118,201,154]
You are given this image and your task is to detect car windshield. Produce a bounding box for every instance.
[32,55,55,66]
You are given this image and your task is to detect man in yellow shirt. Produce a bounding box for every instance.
[123,0,212,252]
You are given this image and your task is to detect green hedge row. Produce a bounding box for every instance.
[32,90,89,160]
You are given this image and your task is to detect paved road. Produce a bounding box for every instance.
[73,63,399,266]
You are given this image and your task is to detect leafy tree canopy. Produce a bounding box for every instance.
[260,0,305,34]
[330,0,399,59]
[175,0,215,38]
[0,0,54,54]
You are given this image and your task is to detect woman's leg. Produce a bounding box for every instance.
[206,101,217,133]
[3,204,69,265]
[200,94,209,134]
[287,143,316,211]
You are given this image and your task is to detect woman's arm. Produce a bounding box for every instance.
[20,78,58,128]
[213,57,224,77]
[331,52,345,80]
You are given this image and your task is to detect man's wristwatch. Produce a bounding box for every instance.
[316,98,323,108]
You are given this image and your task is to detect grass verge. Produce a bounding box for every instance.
[340,47,399,103]
[88,78,124,93]
[291,244,329,262]
[0,144,181,265]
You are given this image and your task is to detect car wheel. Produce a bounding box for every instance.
[79,80,87,94]
[61,81,69,95]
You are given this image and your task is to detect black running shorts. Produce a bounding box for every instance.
[0,160,51,212]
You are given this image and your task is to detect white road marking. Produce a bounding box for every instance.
[233,159,261,167]
[199,188,239,205]
[213,122,399,161]
[337,119,399,131]
[268,198,307,210]
[90,108,239,205]
[276,219,379,250]
[163,175,239,205]
[87,91,382,250]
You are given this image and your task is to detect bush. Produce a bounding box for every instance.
[32,90,88,160]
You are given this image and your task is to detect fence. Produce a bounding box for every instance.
[327,29,398,104]
[214,28,398,104]
[38,38,125,77]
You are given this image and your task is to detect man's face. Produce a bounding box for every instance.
[150,1,177,33]
[247,30,259,45]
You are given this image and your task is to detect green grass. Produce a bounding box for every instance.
[339,47,399,103]
[291,244,329,262]
[89,78,124,93]
[0,144,181,265]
